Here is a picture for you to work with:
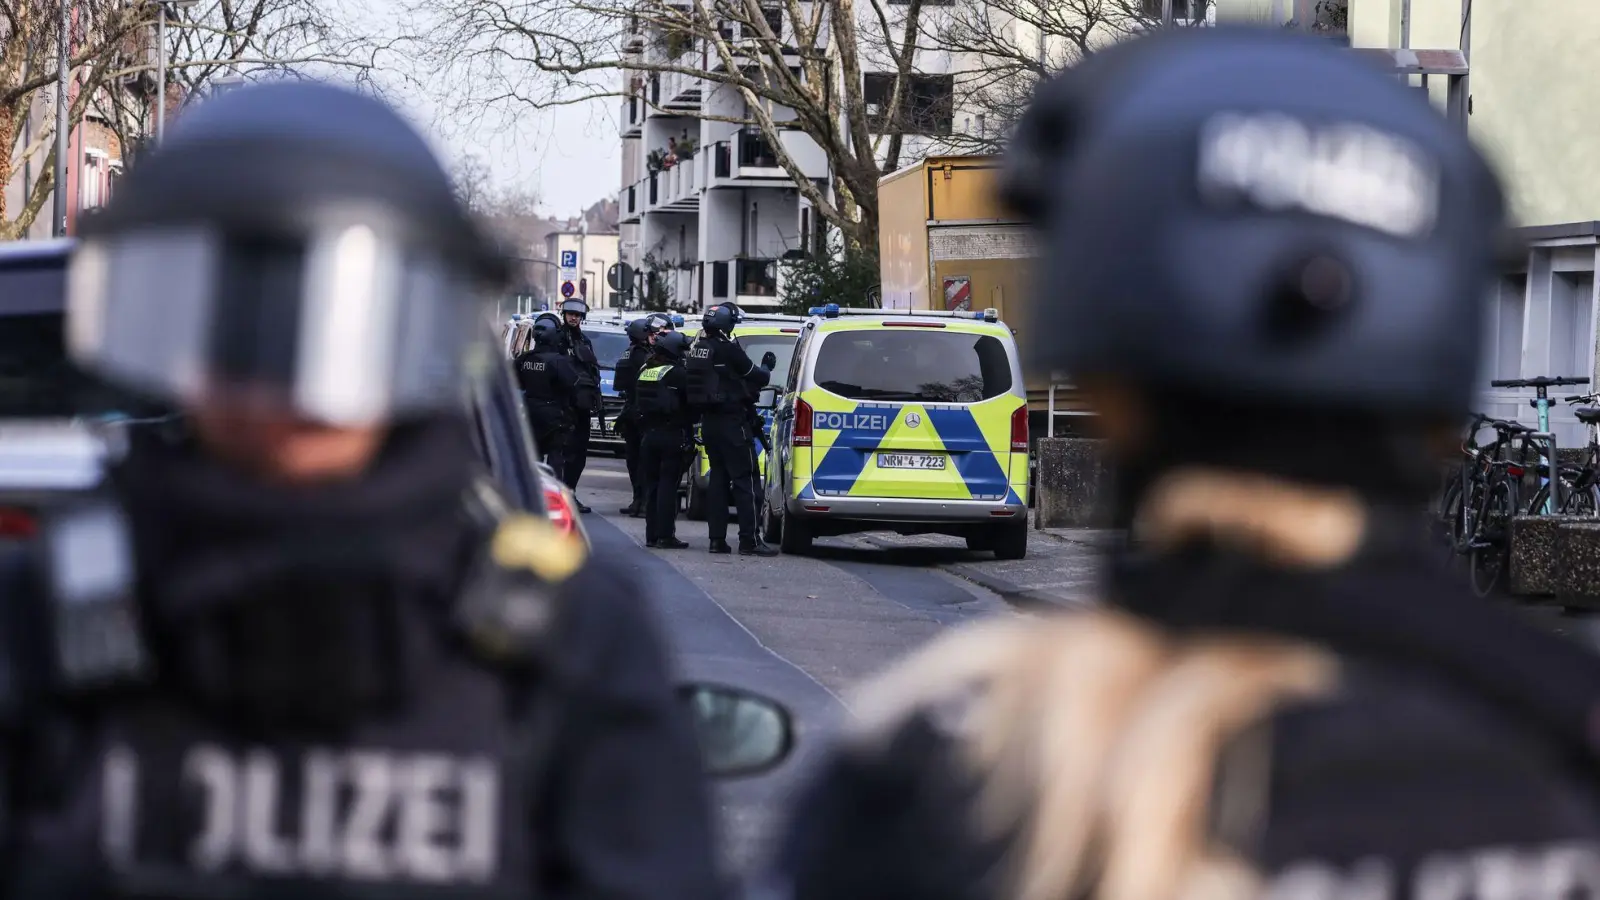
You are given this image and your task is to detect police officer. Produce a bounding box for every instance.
[0,80,720,898]
[686,303,778,556]
[558,297,602,513]
[634,331,696,550]
[769,27,1600,900]
[516,314,580,473]
[614,317,654,517]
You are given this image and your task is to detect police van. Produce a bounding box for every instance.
[761,304,1029,558]
[684,314,805,520]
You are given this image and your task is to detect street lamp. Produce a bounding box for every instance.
[155,0,199,144]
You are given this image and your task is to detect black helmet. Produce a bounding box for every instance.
[626,317,652,344]
[702,302,743,333]
[1003,27,1505,421]
[646,313,675,333]
[560,298,589,320]
[532,315,563,349]
[65,79,508,425]
[653,331,691,361]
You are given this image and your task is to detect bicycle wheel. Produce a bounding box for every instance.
[1434,479,1463,554]
[1562,482,1600,516]
[1526,467,1586,516]
[1469,477,1516,597]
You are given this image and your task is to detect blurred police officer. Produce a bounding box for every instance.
[518,314,580,473]
[770,26,1600,900]
[686,303,778,556]
[558,298,601,512]
[614,317,654,517]
[0,80,719,899]
[634,331,696,550]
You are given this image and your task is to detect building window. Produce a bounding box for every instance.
[799,207,810,257]
[1139,0,1204,21]
[863,73,954,135]
[758,5,783,39]
[79,153,105,209]
[1552,271,1595,382]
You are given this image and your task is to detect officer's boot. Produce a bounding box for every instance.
[708,539,734,554]
[739,540,779,557]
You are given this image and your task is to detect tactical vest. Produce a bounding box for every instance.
[1,496,584,900]
[635,365,681,419]
[684,337,723,408]
[518,352,566,406]
[566,333,601,413]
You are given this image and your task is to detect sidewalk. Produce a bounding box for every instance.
[857,523,1115,610]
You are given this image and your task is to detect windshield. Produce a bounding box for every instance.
[813,329,1014,403]
[588,330,631,369]
[0,260,171,420]
[736,333,800,384]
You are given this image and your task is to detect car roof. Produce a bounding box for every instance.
[0,239,73,269]
[810,316,1014,339]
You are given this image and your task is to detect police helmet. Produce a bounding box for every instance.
[560,298,589,320]
[625,317,652,344]
[531,315,563,349]
[1002,27,1505,420]
[646,313,675,332]
[65,80,510,426]
[702,302,744,334]
[653,330,691,361]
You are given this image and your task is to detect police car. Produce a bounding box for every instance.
[683,314,805,520]
[761,304,1029,559]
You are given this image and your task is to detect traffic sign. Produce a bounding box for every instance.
[608,262,634,291]
[560,250,578,268]
[579,277,588,297]
[561,280,576,298]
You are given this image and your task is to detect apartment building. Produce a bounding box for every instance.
[1221,0,1600,445]
[616,3,966,312]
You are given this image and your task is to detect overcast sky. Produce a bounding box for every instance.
[351,0,622,218]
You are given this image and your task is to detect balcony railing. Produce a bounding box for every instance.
[709,130,785,184]
[709,257,779,302]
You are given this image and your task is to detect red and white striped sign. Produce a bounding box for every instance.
[943,276,972,311]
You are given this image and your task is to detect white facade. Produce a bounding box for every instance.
[617,3,972,311]
[543,230,622,310]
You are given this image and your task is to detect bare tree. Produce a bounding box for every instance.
[2,0,381,239]
[397,0,935,252]
[927,0,1213,154]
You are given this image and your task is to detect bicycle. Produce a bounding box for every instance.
[1440,416,1539,596]
[1523,390,1600,516]
[1488,376,1590,513]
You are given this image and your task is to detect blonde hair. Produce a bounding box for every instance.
[848,612,1339,900]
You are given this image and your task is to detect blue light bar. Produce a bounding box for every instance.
[806,303,841,317]
[671,314,685,326]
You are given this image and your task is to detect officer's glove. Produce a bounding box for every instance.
[760,351,778,371]
[756,429,772,453]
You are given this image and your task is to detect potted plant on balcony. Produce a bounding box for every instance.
[677,135,699,159]
[646,149,667,172]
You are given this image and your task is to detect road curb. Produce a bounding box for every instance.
[940,563,1087,611]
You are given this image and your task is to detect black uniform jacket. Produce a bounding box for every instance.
[771,492,1600,900]
[0,487,719,900]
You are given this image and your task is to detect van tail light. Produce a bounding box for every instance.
[794,397,814,446]
[0,507,36,539]
[1010,406,1029,452]
[543,483,577,534]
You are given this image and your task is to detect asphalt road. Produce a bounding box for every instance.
[567,452,1018,880]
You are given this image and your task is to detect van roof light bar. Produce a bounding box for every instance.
[805,303,1000,323]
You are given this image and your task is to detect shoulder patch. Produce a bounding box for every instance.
[490,514,587,582]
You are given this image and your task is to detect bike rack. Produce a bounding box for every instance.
[1046,383,1097,438]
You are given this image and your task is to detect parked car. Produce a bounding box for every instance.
[0,240,583,544]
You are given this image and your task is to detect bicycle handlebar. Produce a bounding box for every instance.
[1567,393,1600,403]
[1490,376,1592,388]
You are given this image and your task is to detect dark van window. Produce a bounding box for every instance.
[735,333,799,384]
[0,257,168,420]
[588,330,631,369]
[813,330,1012,403]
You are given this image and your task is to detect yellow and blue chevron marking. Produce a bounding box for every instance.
[796,390,1027,505]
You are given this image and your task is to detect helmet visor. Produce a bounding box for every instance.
[67,223,477,425]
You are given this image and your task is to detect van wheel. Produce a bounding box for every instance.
[762,496,782,544]
[686,475,707,521]
[779,512,812,555]
[991,521,1028,561]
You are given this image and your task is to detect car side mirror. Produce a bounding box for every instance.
[755,386,779,411]
[677,682,794,778]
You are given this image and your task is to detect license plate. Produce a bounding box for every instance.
[591,416,603,432]
[877,453,945,470]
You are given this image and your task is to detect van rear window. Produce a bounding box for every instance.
[813,330,1013,403]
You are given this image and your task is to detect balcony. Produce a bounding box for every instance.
[708,129,798,186]
[657,60,704,113]
[621,93,644,137]
[707,257,781,309]
[619,179,642,223]
[644,156,701,214]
